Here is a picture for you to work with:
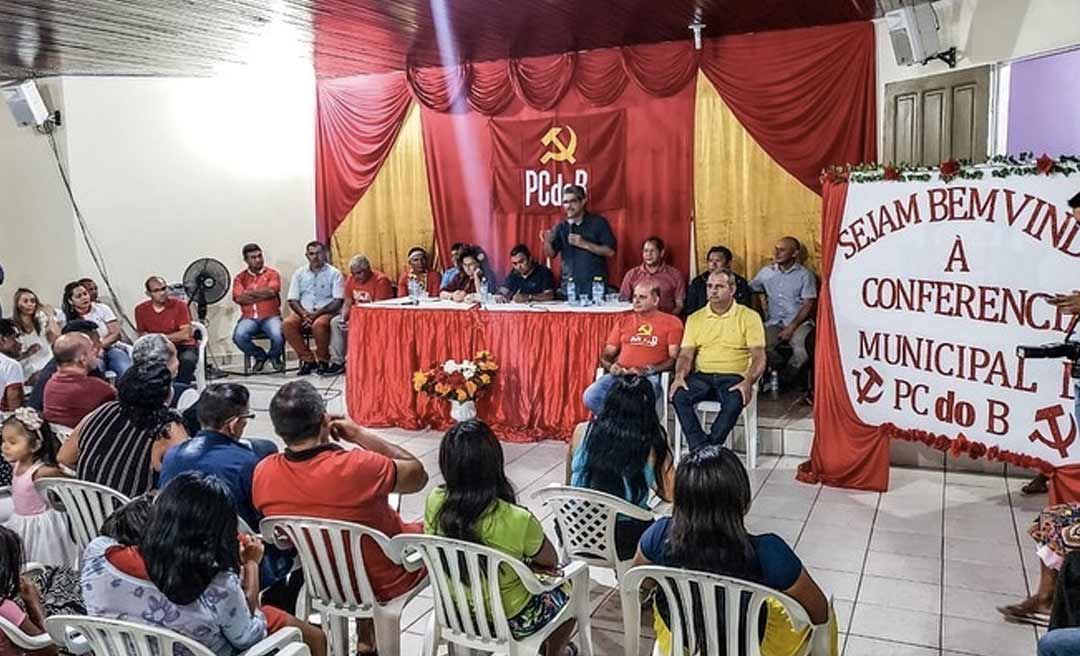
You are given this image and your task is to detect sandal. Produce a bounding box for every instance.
[997,599,1050,627]
[1021,474,1049,495]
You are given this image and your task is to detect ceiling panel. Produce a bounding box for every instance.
[0,0,876,79]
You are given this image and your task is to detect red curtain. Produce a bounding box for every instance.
[699,21,876,194]
[315,72,413,241]
[314,22,876,247]
[797,181,891,491]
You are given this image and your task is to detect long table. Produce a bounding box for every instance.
[345,298,631,442]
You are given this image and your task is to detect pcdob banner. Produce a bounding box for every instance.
[823,168,1080,479]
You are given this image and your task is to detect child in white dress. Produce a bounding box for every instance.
[1,407,76,567]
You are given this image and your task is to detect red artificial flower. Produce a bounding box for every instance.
[987,446,1000,461]
[1036,153,1055,175]
[939,159,960,181]
[968,443,987,460]
[933,435,950,451]
[883,165,901,181]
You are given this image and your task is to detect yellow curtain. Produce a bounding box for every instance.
[329,103,436,281]
[693,73,822,279]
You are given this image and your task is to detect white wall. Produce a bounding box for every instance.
[875,0,1080,154]
[0,68,316,358]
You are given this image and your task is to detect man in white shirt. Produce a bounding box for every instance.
[0,319,26,411]
[283,241,345,376]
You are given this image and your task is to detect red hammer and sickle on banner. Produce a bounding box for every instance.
[1029,405,1077,459]
[852,365,884,404]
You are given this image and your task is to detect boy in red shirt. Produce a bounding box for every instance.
[134,276,198,384]
[583,281,683,414]
[253,380,428,653]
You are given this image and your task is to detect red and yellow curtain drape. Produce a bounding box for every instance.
[315,21,876,281]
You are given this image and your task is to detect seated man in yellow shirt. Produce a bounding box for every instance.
[671,270,766,451]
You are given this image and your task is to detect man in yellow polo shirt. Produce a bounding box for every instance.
[671,269,766,451]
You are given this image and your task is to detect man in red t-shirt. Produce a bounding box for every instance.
[327,254,393,377]
[253,380,428,653]
[583,281,683,415]
[43,333,117,428]
[134,276,198,384]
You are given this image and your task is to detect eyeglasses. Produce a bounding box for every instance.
[233,413,256,421]
[148,287,167,293]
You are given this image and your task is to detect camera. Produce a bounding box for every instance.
[1017,340,1080,380]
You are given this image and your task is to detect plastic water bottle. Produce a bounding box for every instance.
[591,277,605,306]
[566,276,577,305]
[407,279,419,301]
[768,370,780,399]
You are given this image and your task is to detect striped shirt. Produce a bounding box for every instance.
[77,401,166,497]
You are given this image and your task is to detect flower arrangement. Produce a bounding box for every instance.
[412,351,499,403]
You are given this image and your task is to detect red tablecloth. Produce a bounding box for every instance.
[346,304,629,441]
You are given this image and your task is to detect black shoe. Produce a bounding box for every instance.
[252,358,267,374]
[297,361,317,376]
[270,358,286,374]
[315,361,330,376]
[320,362,345,377]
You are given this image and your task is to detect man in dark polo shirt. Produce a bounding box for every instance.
[496,244,556,303]
[541,184,616,298]
[42,332,117,428]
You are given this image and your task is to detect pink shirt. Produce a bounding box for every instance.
[619,264,687,314]
[11,462,49,516]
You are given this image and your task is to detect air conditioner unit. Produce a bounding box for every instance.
[1,80,50,127]
[886,4,942,66]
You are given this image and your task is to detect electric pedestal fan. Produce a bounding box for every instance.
[182,258,231,378]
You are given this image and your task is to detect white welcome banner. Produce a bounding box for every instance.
[832,171,1080,467]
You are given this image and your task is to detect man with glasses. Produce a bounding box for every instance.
[135,275,198,384]
[158,383,294,603]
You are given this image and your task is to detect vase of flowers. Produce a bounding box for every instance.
[413,351,499,422]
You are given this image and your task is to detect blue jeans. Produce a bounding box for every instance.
[672,373,745,451]
[233,316,284,361]
[104,346,132,378]
[583,373,663,416]
[1039,628,1080,656]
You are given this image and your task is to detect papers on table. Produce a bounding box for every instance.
[362,298,632,313]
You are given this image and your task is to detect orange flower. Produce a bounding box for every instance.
[435,383,451,396]
[455,389,468,401]
[412,372,428,391]
[466,381,478,396]
[478,373,491,385]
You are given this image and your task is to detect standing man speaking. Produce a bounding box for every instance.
[541,184,616,299]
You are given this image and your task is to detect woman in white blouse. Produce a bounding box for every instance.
[10,288,59,385]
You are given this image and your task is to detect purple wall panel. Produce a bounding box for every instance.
[1007,48,1080,156]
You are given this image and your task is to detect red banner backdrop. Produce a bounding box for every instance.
[420,78,694,279]
[491,111,626,215]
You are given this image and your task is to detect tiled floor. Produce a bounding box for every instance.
[238,372,1046,656]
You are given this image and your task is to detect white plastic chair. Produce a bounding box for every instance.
[191,321,209,391]
[672,382,759,469]
[45,615,309,656]
[0,615,56,653]
[531,485,656,581]
[261,516,428,656]
[593,368,671,427]
[389,533,594,656]
[620,565,830,656]
[48,422,75,444]
[34,478,130,553]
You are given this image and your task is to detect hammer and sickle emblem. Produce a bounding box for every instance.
[852,365,884,404]
[1029,405,1077,459]
[637,323,654,336]
[540,125,578,165]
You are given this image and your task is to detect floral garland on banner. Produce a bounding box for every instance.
[882,423,1055,474]
[412,351,499,422]
[821,153,1080,185]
